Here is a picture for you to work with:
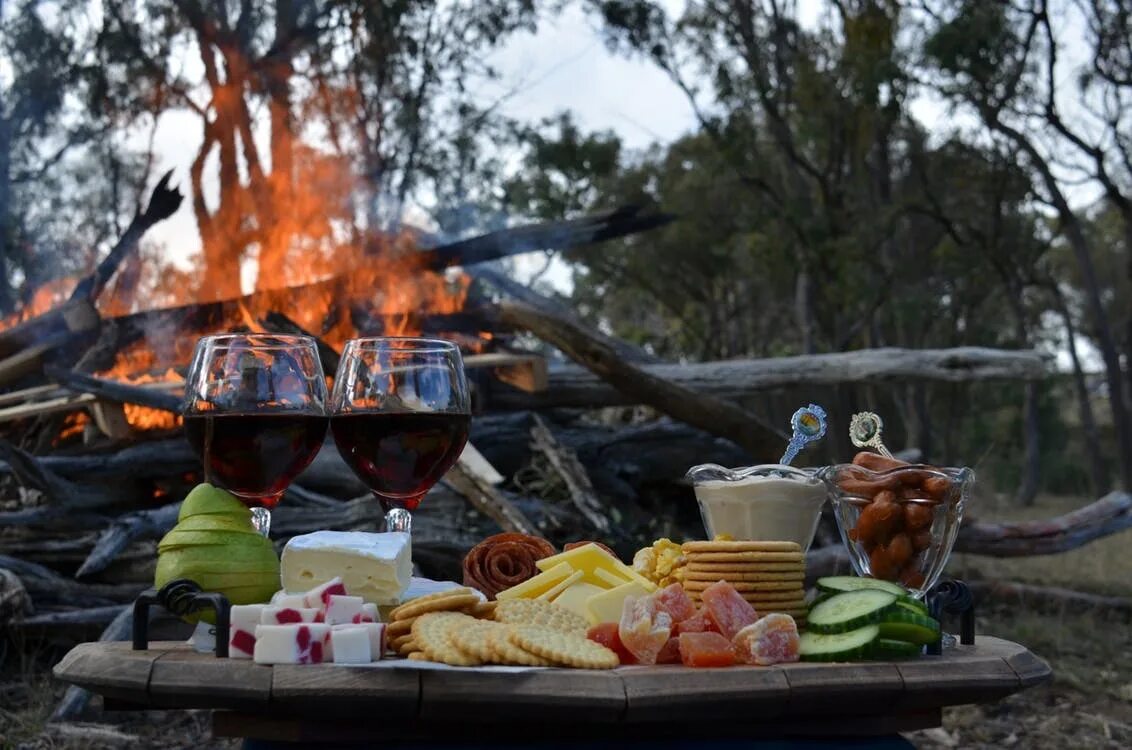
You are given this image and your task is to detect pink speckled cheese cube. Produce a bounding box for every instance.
[303,577,348,609]
[270,590,307,609]
[329,626,371,664]
[353,603,379,624]
[228,604,266,659]
[324,595,365,625]
[253,624,330,665]
[260,606,321,625]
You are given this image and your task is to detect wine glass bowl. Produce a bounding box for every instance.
[183,334,330,534]
[330,337,471,533]
[818,463,973,600]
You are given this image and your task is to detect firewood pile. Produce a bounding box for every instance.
[5,173,1118,692]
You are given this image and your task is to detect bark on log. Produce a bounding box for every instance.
[49,605,133,722]
[74,502,180,579]
[966,580,1132,617]
[498,301,785,460]
[0,437,197,481]
[444,455,539,536]
[16,604,128,628]
[0,440,146,509]
[0,555,145,606]
[0,567,31,622]
[529,413,610,534]
[490,348,1052,410]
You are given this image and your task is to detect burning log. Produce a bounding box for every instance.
[43,365,182,412]
[489,347,1053,411]
[497,300,785,459]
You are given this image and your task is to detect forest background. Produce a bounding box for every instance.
[2,0,1131,502]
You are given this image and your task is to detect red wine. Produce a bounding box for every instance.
[331,412,471,510]
[185,413,329,506]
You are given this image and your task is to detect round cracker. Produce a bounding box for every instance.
[449,619,499,663]
[493,598,589,634]
[508,625,618,669]
[684,551,805,563]
[390,587,475,619]
[486,626,554,667]
[470,601,498,619]
[683,540,801,553]
[690,589,807,603]
[392,593,481,621]
[685,561,805,573]
[386,618,414,637]
[390,633,415,649]
[681,570,805,582]
[682,579,803,592]
[411,611,481,666]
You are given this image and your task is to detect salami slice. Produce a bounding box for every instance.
[462,533,556,599]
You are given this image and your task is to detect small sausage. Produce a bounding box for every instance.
[887,532,913,569]
[923,475,952,501]
[855,497,902,546]
[869,545,899,580]
[904,502,934,531]
[912,529,933,552]
[899,566,926,590]
[838,476,902,497]
[852,451,909,472]
[898,468,937,487]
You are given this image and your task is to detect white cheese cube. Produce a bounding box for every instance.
[228,604,266,659]
[357,603,379,623]
[253,624,331,665]
[261,606,321,625]
[281,531,411,606]
[325,595,365,625]
[329,626,372,664]
[332,623,386,661]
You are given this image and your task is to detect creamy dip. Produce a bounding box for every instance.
[693,474,826,551]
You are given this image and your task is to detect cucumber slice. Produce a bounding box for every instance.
[799,625,881,662]
[877,608,941,645]
[893,598,929,617]
[816,576,906,597]
[808,590,898,634]
[867,638,923,660]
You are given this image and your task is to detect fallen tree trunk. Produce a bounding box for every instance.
[965,580,1132,617]
[498,301,785,460]
[490,347,1052,410]
[806,491,1132,577]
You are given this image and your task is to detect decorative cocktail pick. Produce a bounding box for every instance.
[779,403,828,465]
[850,411,893,458]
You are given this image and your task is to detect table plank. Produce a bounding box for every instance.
[149,645,272,710]
[621,665,790,723]
[419,669,625,722]
[51,641,157,704]
[271,664,420,718]
[895,643,1021,711]
[780,662,905,716]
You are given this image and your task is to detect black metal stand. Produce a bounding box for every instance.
[926,578,975,655]
[132,579,231,657]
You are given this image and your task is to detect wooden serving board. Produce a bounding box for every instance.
[54,637,1050,741]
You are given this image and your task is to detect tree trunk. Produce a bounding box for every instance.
[0,112,12,315]
[1015,381,1041,506]
[1053,285,1108,494]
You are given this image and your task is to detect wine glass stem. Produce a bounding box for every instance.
[385,507,411,534]
[251,507,271,537]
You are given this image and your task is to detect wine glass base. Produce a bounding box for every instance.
[385,507,411,533]
[251,507,271,537]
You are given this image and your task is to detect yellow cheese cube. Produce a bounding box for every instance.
[534,544,657,592]
[584,580,651,625]
[495,562,574,600]
[548,582,605,618]
[536,570,584,601]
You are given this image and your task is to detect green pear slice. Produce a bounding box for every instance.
[177,483,252,522]
[157,530,264,552]
[173,514,261,534]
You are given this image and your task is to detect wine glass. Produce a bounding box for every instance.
[330,337,471,534]
[183,334,330,535]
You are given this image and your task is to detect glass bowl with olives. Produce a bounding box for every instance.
[817,454,973,600]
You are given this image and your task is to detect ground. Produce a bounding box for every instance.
[2,494,1130,749]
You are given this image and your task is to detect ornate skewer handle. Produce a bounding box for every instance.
[926,578,975,655]
[132,579,231,657]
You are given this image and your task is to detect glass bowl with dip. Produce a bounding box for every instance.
[685,464,827,552]
[817,462,973,599]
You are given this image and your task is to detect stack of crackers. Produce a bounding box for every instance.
[680,540,808,626]
[386,587,618,669]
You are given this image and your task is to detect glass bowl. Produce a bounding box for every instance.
[816,463,973,599]
[685,464,826,552]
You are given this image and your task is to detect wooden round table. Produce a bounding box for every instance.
[54,636,1050,744]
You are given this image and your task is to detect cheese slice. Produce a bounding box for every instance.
[585,580,651,625]
[280,531,411,606]
[550,582,605,618]
[536,570,584,601]
[495,562,574,600]
[536,544,657,592]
